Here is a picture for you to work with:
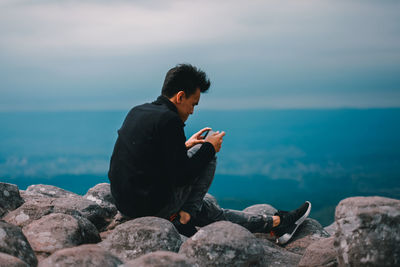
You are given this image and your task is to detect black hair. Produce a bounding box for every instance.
[161,64,211,98]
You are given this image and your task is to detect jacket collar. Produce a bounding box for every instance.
[153,95,185,126]
[153,95,178,113]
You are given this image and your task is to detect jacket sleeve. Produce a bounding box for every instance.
[159,115,216,187]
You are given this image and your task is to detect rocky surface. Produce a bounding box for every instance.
[179,221,265,266]
[99,216,182,262]
[298,236,337,267]
[122,251,197,267]
[0,182,398,266]
[0,183,24,218]
[83,183,117,216]
[25,184,80,199]
[0,252,29,267]
[0,220,37,266]
[22,213,100,260]
[334,196,400,267]
[3,198,81,228]
[38,244,122,267]
[324,222,337,236]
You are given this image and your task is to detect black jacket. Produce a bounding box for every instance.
[108,95,215,218]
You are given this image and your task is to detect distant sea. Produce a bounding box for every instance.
[1,108,400,226]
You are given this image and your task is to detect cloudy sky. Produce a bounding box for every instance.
[1,0,399,111]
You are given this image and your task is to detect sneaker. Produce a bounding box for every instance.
[272,201,311,244]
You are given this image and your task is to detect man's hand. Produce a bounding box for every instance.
[206,131,225,153]
[185,127,211,149]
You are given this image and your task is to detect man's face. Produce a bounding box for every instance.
[176,88,200,122]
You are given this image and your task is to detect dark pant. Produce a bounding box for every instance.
[156,144,274,233]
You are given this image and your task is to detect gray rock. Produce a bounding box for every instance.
[0,252,29,267]
[25,184,79,199]
[0,183,24,217]
[0,221,37,267]
[243,203,277,216]
[38,244,122,267]
[258,238,302,266]
[334,196,400,267]
[179,221,265,267]
[99,216,182,262]
[22,213,100,259]
[51,196,114,231]
[283,218,330,255]
[324,222,337,236]
[103,211,132,232]
[298,237,338,267]
[3,198,81,228]
[122,251,197,267]
[84,183,117,216]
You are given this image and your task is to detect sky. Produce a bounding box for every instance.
[1,0,400,111]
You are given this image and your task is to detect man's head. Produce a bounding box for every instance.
[162,64,211,122]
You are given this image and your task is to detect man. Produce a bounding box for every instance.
[108,64,311,244]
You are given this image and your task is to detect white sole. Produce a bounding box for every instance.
[277,201,311,244]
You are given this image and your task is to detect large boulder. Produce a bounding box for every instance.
[25,184,79,199]
[298,236,337,267]
[324,222,337,236]
[179,221,265,266]
[0,183,24,217]
[334,196,400,266]
[283,218,330,255]
[3,198,81,228]
[0,221,37,267]
[22,213,100,259]
[84,183,117,216]
[258,238,302,266]
[99,216,182,262]
[243,204,277,216]
[0,252,29,267]
[4,195,113,231]
[51,196,114,231]
[122,251,197,267]
[38,244,122,267]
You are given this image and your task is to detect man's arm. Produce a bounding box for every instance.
[160,116,215,187]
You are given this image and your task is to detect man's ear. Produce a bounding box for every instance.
[176,91,185,103]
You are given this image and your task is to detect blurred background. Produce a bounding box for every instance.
[1,0,399,226]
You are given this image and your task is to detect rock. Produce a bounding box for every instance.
[258,238,302,266]
[179,221,265,266]
[122,251,197,267]
[0,221,37,267]
[243,204,277,216]
[0,252,29,267]
[22,213,100,259]
[84,183,117,216]
[51,196,114,231]
[0,183,24,216]
[38,244,122,267]
[283,218,330,255]
[25,184,79,199]
[334,196,400,267]
[324,222,337,236]
[99,216,182,262]
[3,198,81,228]
[298,237,338,267]
[103,211,132,232]
[0,207,6,218]
[5,195,112,231]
